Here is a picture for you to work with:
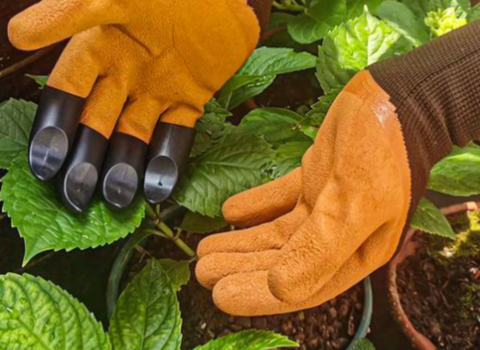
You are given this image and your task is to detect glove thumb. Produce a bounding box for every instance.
[9,0,124,51]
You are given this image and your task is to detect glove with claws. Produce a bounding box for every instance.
[8,0,267,211]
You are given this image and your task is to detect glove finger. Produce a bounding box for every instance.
[222,168,302,228]
[197,203,309,258]
[8,0,122,51]
[196,250,280,290]
[101,97,167,209]
[211,227,397,317]
[59,76,127,212]
[212,271,308,316]
[143,104,201,205]
[28,39,100,182]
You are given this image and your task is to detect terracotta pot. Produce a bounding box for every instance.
[387,201,480,350]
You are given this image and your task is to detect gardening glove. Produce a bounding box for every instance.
[7,0,270,212]
[196,20,480,316]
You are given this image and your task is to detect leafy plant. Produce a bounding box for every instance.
[0,261,296,350]
[3,1,480,347]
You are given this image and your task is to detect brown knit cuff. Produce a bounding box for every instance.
[368,19,480,240]
[247,0,274,32]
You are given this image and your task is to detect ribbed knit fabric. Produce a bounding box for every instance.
[369,20,480,246]
[247,0,274,32]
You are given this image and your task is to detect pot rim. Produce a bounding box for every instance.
[106,206,374,347]
[387,201,480,350]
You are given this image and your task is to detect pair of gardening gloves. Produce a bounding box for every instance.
[9,0,480,316]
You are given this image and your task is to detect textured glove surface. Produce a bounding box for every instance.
[9,0,260,142]
[196,70,412,316]
[196,20,480,317]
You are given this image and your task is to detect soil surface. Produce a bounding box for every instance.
[397,212,480,350]
[124,234,365,350]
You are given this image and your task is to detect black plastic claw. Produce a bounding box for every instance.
[29,86,85,181]
[144,122,196,204]
[59,125,108,213]
[101,133,147,209]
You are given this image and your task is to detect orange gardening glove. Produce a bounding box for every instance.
[196,20,480,316]
[8,0,260,211]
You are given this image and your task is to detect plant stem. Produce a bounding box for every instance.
[145,203,196,258]
[0,47,55,80]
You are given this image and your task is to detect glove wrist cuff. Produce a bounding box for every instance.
[368,20,480,210]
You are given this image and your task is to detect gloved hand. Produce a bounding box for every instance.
[196,20,480,316]
[8,0,262,212]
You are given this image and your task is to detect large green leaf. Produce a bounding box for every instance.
[240,108,310,147]
[0,273,111,350]
[411,198,456,239]
[180,211,227,234]
[316,9,413,94]
[270,140,312,178]
[109,260,182,350]
[157,259,191,292]
[173,128,273,217]
[0,154,145,264]
[0,99,36,169]
[221,48,317,109]
[374,2,430,47]
[428,145,480,196]
[351,339,376,350]
[194,330,298,350]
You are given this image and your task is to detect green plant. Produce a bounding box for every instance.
[2,0,480,347]
[0,260,297,350]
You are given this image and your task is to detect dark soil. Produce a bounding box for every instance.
[124,234,365,350]
[397,212,480,350]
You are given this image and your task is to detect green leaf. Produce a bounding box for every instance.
[0,154,146,265]
[346,0,384,19]
[157,259,191,292]
[307,0,347,26]
[26,74,48,88]
[303,90,340,138]
[351,338,376,350]
[428,145,480,196]
[287,14,330,44]
[173,128,273,218]
[270,140,312,178]
[192,100,232,158]
[401,0,430,19]
[109,260,182,350]
[317,9,413,94]
[0,273,111,350]
[469,3,480,21]
[411,198,456,239]
[374,2,430,47]
[194,330,298,350]
[428,0,471,14]
[180,211,227,234]
[0,99,36,169]
[240,108,310,147]
[223,48,317,109]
